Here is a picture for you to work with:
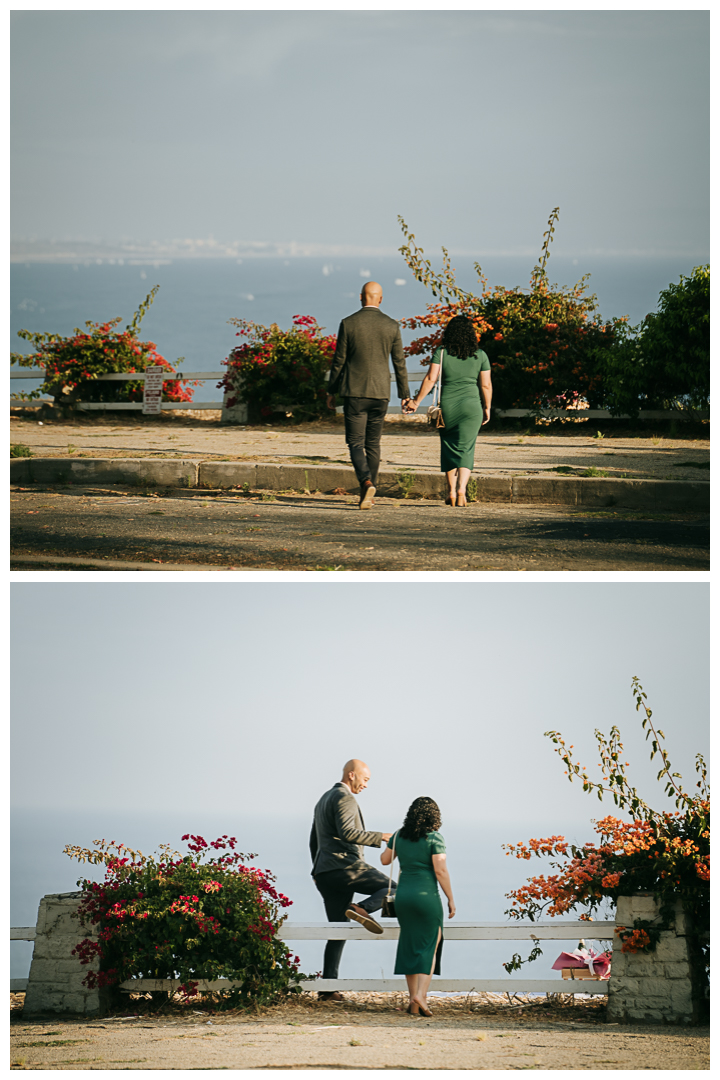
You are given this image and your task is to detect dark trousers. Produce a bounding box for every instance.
[343,397,388,487]
[313,863,397,979]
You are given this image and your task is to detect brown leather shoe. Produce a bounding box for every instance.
[346,903,384,934]
[358,480,376,509]
[318,991,344,1002]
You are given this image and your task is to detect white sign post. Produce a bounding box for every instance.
[142,366,165,415]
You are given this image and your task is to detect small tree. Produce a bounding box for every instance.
[600,265,710,417]
[65,834,311,1009]
[11,287,195,409]
[398,209,628,412]
[502,679,709,1019]
[219,315,337,423]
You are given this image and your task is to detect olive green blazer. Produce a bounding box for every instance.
[310,782,383,875]
[328,306,410,400]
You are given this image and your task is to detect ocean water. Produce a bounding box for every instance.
[11,806,613,983]
[10,255,702,405]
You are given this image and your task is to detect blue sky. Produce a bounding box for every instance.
[11,8,709,257]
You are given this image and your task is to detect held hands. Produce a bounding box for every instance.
[402,398,418,414]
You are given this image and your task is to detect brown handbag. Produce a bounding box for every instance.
[427,349,445,428]
[381,833,398,918]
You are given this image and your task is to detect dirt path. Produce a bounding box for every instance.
[10,993,710,1070]
[9,413,710,482]
[10,486,710,572]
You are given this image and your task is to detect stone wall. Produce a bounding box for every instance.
[221,374,248,424]
[607,894,695,1025]
[23,892,103,1017]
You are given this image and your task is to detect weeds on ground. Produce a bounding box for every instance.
[11,444,33,458]
[397,468,415,498]
[467,477,478,502]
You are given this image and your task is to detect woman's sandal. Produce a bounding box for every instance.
[445,495,457,506]
[457,492,468,507]
[418,1005,432,1017]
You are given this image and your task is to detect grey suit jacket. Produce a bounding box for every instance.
[310,782,383,875]
[327,306,410,401]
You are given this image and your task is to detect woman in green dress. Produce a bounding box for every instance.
[405,315,492,506]
[380,797,456,1017]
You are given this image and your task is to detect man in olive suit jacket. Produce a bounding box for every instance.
[310,759,396,999]
[327,282,412,509]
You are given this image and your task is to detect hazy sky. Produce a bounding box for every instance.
[11,8,709,257]
[11,582,709,825]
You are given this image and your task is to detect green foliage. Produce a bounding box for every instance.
[599,266,710,417]
[11,444,33,458]
[396,468,415,498]
[10,287,194,408]
[502,942,543,974]
[399,209,628,412]
[220,315,336,423]
[64,834,312,1008]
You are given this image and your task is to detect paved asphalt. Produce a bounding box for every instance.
[10,485,710,572]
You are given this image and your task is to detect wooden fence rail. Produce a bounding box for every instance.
[11,920,614,997]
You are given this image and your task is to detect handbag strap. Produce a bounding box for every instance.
[432,349,444,407]
[387,832,398,892]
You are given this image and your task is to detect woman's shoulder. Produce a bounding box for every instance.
[475,348,491,367]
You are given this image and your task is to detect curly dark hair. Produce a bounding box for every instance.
[398,797,442,842]
[442,315,479,360]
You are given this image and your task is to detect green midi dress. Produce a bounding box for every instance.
[431,346,491,471]
[391,830,446,976]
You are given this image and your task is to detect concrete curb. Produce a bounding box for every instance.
[10,457,710,511]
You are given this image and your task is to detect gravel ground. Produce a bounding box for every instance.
[10,992,710,1070]
[9,413,710,481]
[10,486,710,572]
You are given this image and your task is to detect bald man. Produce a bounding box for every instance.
[310,759,396,999]
[327,282,411,509]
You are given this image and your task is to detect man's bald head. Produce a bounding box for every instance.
[342,758,371,794]
[360,281,383,307]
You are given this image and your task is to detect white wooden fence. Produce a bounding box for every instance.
[11,920,614,996]
[10,368,703,419]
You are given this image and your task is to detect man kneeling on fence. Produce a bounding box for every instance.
[310,758,395,1001]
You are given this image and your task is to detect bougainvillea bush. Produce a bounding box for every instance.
[398,210,629,413]
[218,315,337,423]
[502,678,709,1017]
[64,834,310,1007]
[11,286,195,408]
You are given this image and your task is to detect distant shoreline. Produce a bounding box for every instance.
[11,243,707,265]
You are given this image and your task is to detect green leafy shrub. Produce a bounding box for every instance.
[11,444,33,458]
[599,266,709,417]
[219,315,337,423]
[64,834,311,1007]
[399,209,628,413]
[11,287,195,408]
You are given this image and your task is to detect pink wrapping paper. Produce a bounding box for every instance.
[552,948,611,978]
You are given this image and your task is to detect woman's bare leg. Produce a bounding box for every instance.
[405,974,419,1012]
[457,467,472,496]
[412,930,442,1012]
[445,469,458,503]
